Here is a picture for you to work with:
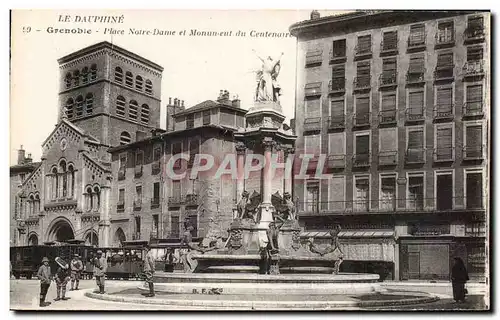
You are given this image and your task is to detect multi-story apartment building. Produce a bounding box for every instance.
[290,10,489,281]
[108,90,246,245]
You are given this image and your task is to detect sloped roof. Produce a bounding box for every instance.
[173,100,247,117]
[41,119,100,148]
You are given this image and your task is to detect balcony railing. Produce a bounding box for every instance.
[168,196,183,206]
[435,31,455,46]
[133,200,142,210]
[463,102,484,117]
[379,151,398,165]
[151,197,160,208]
[405,107,425,122]
[304,82,322,97]
[352,153,371,167]
[327,116,345,130]
[297,197,486,216]
[305,50,323,66]
[463,60,485,77]
[379,109,397,125]
[117,201,125,211]
[433,105,454,120]
[463,145,485,160]
[327,154,346,169]
[134,165,143,177]
[464,26,485,42]
[185,194,199,206]
[405,148,426,164]
[353,112,371,127]
[152,161,161,174]
[354,76,371,90]
[379,71,397,86]
[118,169,126,181]
[434,67,454,80]
[303,117,322,132]
[434,147,455,162]
[329,78,346,93]
[406,70,425,84]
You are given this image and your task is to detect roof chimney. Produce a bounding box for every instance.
[169,97,172,105]
[17,145,26,165]
[310,10,320,20]
[25,153,32,164]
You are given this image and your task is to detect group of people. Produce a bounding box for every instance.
[36,250,107,307]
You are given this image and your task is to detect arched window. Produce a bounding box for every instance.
[135,76,143,91]
[129,100,138,120]
[66,98,74,119]
[116,96,126,117]
[75,95,84,117]
[59,160,67,198]
[86,186,93,212]
[73,70,80,87]
[65,73,72,89]
[68,165,75,198]
[90,64,97,81]
[125,72,133,87]
[85,93,94,115]
[29,194,34,216]
[51,167,58,199]
[145,80,153,95]
[114,67,123,83]
[93,186,101,212]
[140,104,150,124]
[120,131,131,145]
[82,67,89,84]
[34,194,40,214]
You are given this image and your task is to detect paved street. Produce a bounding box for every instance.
[10,278,489,311]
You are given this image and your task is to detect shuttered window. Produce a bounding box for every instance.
[332,39,346,57]
[357,35,371,53]
[171,216,180,238]
[172,180,181,199]
[466,85,483,114]
[466,125,483,156]
[357,62,370,77]
[437,52,453,69]
[383,58,397,72]
[408,130,424,149]
[306,98,321,118]
[467,46,483,61]
[409,55,425,73]
[331,100,344,116]
[356,96,370,114]
[409,24,425,45]
[332,65,345,79]
[468,16,484,30]
[381,94,396,111]
[382,31,398,50]
[436,127,453,159]
[466,173,483,209]
[355,135,370,154]
[436,87,453,113]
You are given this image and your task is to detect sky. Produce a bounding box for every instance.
[9,9,347,165]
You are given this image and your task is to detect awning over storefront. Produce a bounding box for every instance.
[301,230,395,238]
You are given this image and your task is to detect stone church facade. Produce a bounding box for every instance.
[13,42,163,247]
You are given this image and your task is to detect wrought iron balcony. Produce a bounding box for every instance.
[329,78,346,93]
[303,117,322,132]
[463,145,484,160]
[405,148,426,164]
[327,116,345,130]
[151,161,161,174]
[353,112,371,127]
[379,109,397,125]
[118,168,126,181]
[352,153,371,167]
[185,194,199,207]
[433,105,454,120]
[405,107,425,122]
[406,70,425,84]
[326,154,346,169]
[379,72,397,87]
[353,76,371,90]
[433,147,455,162]
[134,165,143,178]
[305,49,323,66]
[463,102,484,117]
[463,60,485,78]
[168,196,183,206]
[378,151,398,165]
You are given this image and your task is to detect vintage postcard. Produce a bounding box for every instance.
[9,9,490,311]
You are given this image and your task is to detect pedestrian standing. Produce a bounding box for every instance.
[70,254,84,290]
[451,257,470,303]
[93,250,107,294]
[143,244,156,297]
[37,257,52,307]
[54,259,71,301]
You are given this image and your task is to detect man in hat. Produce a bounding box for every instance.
[93,250,107,294]
[142,244,156,297]
[70,253,84,291]
[37,257,52,307]
[54,258,71,301]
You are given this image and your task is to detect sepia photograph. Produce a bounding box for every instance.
[7,8,490,311]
